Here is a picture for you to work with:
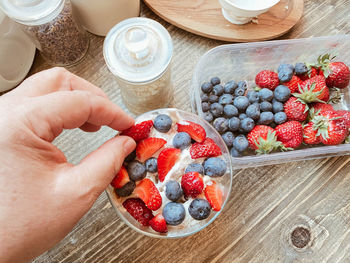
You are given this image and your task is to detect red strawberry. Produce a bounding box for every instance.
[122,198,154,226]
[204,181,223,211]
[284,97,308,122]
[303,122,321,145]
[134,178,162,210]
[299,67,318,81]
[247,125,283,154]
[295,75,329,103]
[189,137,222,159]
[255,70,279,90]
[136,137,166,162]
[311,102,334,114]
[337,110,350,128]
[157,148,181,182]
[275,121,303,149]
[177,121,206,142]
[111,166,130,189]
[149,214,167,233]
[121,120,153,142]
[284,75,303,93]
[181,172,204,198]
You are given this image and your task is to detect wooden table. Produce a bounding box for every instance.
[31,1,350,262]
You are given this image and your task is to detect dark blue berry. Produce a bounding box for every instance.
[233,134,249,152]
[224,81,238,94]
[230,147,241,157]
[239,113,247,120]
[222,131,235,147]
[278,64,294,82]
[173,132,191,149]
[274,112,287,124]
[165,181,183,202]
[234,87,245,97]
[219,94,234,105]
[295,63,308,75]
[247,91,260,104]
[115,181,135,197]
[274,85,291,102]
[238,81,247,90]
[213,117,228,134]
[127,161,147,181]
[211,77,221,86]
[228,117,240,132]
[278,63,294,73]
[201,102,210,112]
[272,100,284,113]
[213,84,224,96]
[203,157,227,177]
[203,112,214,123]
[188,199,211,220]
[234,96,249,111]
[246,103,260,121]
[209,95,219,103]
[258,111,274,125]
[259,88,274,101]
[125,150,136,163]
[163,202,186,225]
[224,104,238,118]
[201,82,213,93]
[154,114,172,132]
[201,93,209,102]
[185,163,204,174]
[210,103,224,118]
[260,101,272,112]
[240,117,255,133]
[145,157,158,173]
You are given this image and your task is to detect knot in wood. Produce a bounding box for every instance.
[291,227,311,248]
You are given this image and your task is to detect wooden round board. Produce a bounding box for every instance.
[143,0,304,42]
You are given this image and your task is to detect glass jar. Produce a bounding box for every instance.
[103,17,173,115]
[0,0,89,66]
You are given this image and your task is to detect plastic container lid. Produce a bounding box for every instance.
[104,17,173,84]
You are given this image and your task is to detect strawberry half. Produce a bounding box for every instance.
[189,137,222,159]
[121,120,153,142]
[157,148,181,182]
[134,178,162,211]
[122,198,154,226]
[149,213,168,233]
[136,137,167,162]
[177,121,206,142]
[181,172,204,198]
[111,166,129,189]
[204,181,223,211]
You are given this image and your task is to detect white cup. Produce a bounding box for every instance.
[0,9,36,92]
[219,0,281,25]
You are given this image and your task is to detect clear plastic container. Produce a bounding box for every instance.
[191,35,350,170]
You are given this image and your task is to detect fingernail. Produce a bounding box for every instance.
[122,136,136,156]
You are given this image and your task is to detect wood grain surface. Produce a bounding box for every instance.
[143,0,304,42]
[27,0,350,262]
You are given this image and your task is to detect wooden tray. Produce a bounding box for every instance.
[143,0,304,42]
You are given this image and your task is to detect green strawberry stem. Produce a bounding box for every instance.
[293,83,325,104]
[254,130,290,155]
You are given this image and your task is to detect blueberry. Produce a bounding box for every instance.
[203,112,214,123]
[246,103,260,121]
[224,104,238,118]
[209,95,219,103]
[239,113,247,120]
[210,103,224,118]
[188,199,211,220]
[260,101,272,112]
[257,111,274,125]
[201,93,209,102]
[154,114,172,132]
[238,81,247,90]
[127,161,147,181]
[201,82,213,93]
[240,117,255,133]
[233,134,249,152]
[125,150,136,163]
[274,85,291,102]
[272,100,284,113]
[201,102,210,112]
[234,96,249,111]
[247,91,260,104]
[224,81,238,94]
[219,94,234,105]
[259,88,274,101]
[295,62,308,75]
[230,147,241,157]
[115,181,136,197]
[165,181,183,201]
[213,84,224,96]
[173,132,191,149]
[185,163,204,174]
[234,87,245,97]
[213,117,228,134]
[278,64,294,82]
[163,202,186,225]
[274,112,287,124]
[210,77,221,86]
[228,117,240,132]
[145,157,158,173]
[278,63,294,73]
[203,157,227,177]
[222,131,235,147]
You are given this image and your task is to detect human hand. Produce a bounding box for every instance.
[0,68,136,263]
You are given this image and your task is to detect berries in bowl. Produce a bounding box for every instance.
[106,108,233,238]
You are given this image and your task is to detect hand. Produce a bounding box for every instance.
[0,68,136,263]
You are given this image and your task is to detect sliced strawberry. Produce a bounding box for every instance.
[177,121,206,142]
[122,198,154,226]
[136,137,166,162]
[204,181,223,211]
[181,172,204,198]
[189,137,222,159]
[157,148,181,182]
[121,120,153,142]
[111,166,129,189]
[149,213,168,233]
[134,178,162,211]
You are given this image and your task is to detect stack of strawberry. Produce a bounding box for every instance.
[248,54,350,154]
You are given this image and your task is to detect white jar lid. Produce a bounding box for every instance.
[103,17,173,84]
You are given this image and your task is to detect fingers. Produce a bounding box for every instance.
[80,123,101,133]
[25,90,134,142]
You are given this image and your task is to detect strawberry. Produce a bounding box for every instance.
[299,67,318,81]
[189,137,222,159]
[311,102,334,114]
[204,181,223,211]
[111,166,130,189]
[181,172,204,198]
[297,75,329,102]
[337,110,350,128]
[255,70,279,90]
[303,122,321,145]
[134,178,162,210]
[122,198,154,226]
[247,125,284,154]
[136,137,166,162]
[149,214,167,233]
[284,97,308,122]
[284,75,303,93]
[121,120,153,142]
[275,121,303,149]
[157,148,181,182]
[177,121,206,142]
